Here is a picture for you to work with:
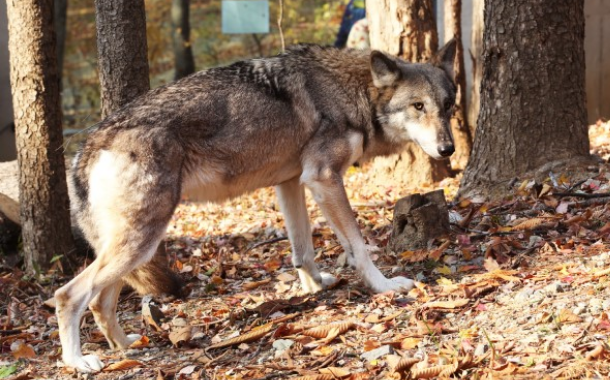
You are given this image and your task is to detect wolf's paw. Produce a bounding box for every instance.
[63,354,104,373]
[298,270,338,294]
[320,272,339,287]
[371,276,415,294]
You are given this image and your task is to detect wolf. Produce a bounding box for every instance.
[55,40,457,372]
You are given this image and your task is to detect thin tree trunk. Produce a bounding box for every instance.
[171,0,195,80]
[367,0,451,185]
[54,0,68,88]
[467,0,484,140]
[443,0,472,170]
[6,0,75,273]
[459,0,593,200]
[95,0,150,118]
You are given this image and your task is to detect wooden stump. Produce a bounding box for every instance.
[388,189,450,253]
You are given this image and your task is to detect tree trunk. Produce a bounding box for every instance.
[459,0,593,199]
[6,0,75,273]
[171,0,195,80]
[367,0,451,185]
[54,0,67,88]
[467,0,484,140]
[95,0,150,118]
[443,0,472,171]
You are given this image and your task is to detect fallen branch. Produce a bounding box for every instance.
[564,196,610,208]
[244,233,322,254]
[554,192,610,199]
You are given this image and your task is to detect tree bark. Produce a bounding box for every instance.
[6,0,75,272]
[467,0,484,140]
[443,0,472,171]
[367,0,451,185]
[95,0,150,118]
[54,0,67,88]
[459,0,593,199]
[171,0,195,80]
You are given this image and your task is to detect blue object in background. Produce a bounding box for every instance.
[334,0,366,48]
[222,0,270,34]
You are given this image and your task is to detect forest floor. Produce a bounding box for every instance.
[3,121,610,380]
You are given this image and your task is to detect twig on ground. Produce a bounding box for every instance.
[573,318,595,346]
[244,233,322,254]
[564,196,610,208]
[251,371,298,380]
[554,192,610,199]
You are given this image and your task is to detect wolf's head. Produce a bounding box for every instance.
[370,40,457,159]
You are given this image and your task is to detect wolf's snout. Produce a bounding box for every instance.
[437,143,455,157]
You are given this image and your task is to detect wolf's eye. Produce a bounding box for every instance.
[445,101,454,111]
[413,102,424,111]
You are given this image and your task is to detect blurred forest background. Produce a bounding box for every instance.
[61,0,343,145]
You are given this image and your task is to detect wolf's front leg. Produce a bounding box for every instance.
[276,178,338,294]
[301,169,414,294]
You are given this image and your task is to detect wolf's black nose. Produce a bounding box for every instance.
[438,144,455,157]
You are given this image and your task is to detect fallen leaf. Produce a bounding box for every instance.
[11,341,35,359]
[410,362,458,379]
[400,337,421,350]
[302,321,355,339]
[206,322,274,350]
[319,367,350,377]
[129,335,150,348]
[290,375,338,380]
[429,240,451,261]
[169,325,192,346]
[264,257,282,272]
[422,298,469,309]
[104,359,144,372]
[178,365,198,375]
[557,309,582,324]
[242,278,272,290]
[387,355,420,372]
[364,339,380,352]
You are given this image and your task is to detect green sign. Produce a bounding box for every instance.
[222,0,270,34]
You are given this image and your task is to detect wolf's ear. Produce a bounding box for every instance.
[370,50,401,88]
[431,38,457,82]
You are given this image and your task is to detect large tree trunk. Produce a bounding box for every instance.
[367,0,451,185]
[467,0,484,140]
[171,0,195,80]
[6,0,75,272]
[54,0,67,88]
[459,0,593,199]
[443,0,472,171]
[95,0,150,118]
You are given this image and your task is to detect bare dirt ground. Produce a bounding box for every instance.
[2,122,610,379]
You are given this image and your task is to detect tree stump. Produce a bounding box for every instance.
[388,189,450,253]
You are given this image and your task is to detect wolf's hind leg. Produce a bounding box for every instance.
[57,150,181,372]
[56,230,167,372]
[276,178,337,294]
[89,281,141,350]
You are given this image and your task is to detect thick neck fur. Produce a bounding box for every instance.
[284,45,409,162]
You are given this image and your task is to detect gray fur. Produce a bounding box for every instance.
[56,42,457,373]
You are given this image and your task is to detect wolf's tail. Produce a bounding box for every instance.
[124,244,186,298]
